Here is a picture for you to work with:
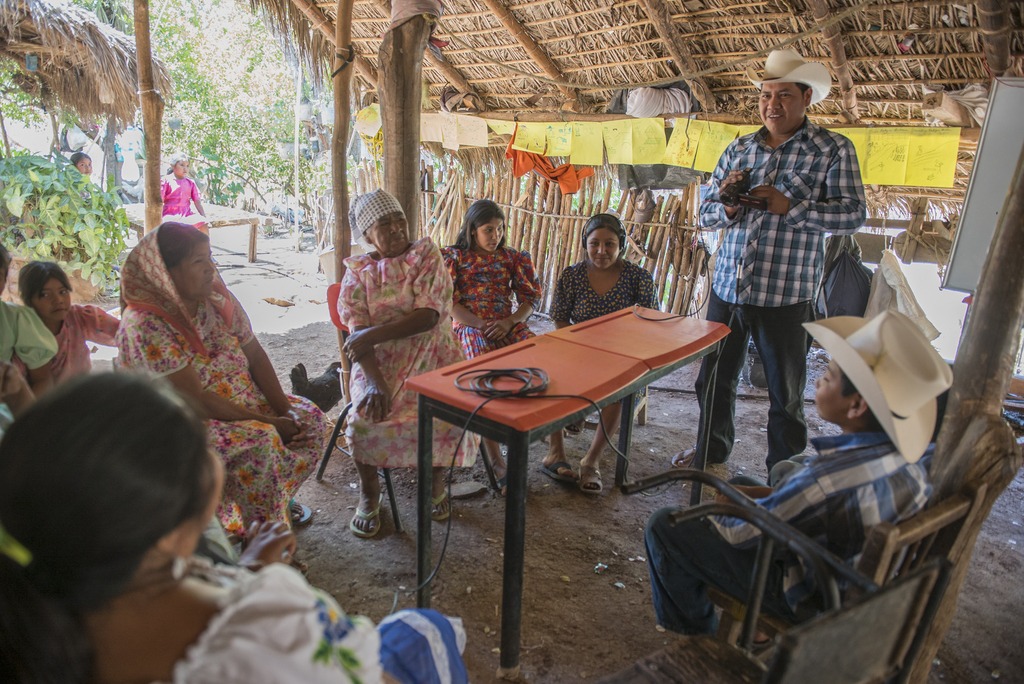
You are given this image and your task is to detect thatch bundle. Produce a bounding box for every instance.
[0,0,172,126]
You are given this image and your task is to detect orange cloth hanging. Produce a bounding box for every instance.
[505,128,594,195]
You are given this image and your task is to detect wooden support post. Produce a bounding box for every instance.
[133,0,163,232]
[333,0,354,407]
[636,0,715,112]
[809,0,859,123]
[379,16,430,237]
[912,144,1024,682]
[976,0,1011,77]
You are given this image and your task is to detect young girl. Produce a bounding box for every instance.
[17,261,119,384]
[442,200,542,493]
[0,245,56,394]
[161,153,208,232]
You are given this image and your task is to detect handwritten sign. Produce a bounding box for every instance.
[354,105,382,136]
[602,120,632,164]
[440,113,460,151]
[420,113,444,143]
[693,121,739,172]
[455,114,489,147]
[631,118,668,164]
[905,127,959,188]
[511,122,548,153]
[487,119,516,136]
[663,119,708,168]
[570,122,604,165]
[862,128,911,186]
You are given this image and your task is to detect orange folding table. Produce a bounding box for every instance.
[405,307,729,676]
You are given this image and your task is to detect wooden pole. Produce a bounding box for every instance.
[809,0,859,123]
[635,0,715,112]
[379,15,430,238]
[333,0,354,282]
[133,0,163,232]
[911,143,1024,682]
[976,0,1011,77]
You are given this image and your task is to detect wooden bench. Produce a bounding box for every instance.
[123,203,271,262]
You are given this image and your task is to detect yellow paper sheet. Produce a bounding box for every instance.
[835,128,869,180]
[541,123,573,157]
[570,122,604,166]
[440,113,460,151]
[904,128,960,188]
[862,128,910,186]
[663,119,708,167]
[602,120,633,164]
[511,122,548,154]
[455,114,489,147]
[420,113,444,143]
[693,121,739,172]
[631,118,667,164]
[486,119,516,136]
[354,104,382,136]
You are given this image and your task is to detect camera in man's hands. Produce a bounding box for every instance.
[720,168,768,211]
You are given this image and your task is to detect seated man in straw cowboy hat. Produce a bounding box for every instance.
[674,49,867,474]
[646,310,952,634]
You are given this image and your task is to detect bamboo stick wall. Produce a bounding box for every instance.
[415,165,711,318]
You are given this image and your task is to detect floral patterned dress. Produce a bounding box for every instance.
[340,238,476,469]
[551,260,657,324]
[117,300,327,536]
[441,246,542,358]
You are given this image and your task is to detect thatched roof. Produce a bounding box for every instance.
[249,0,1023,215]
[0,0,172,127]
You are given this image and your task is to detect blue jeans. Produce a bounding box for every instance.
[695,291,812,471]
[644,507,797,635]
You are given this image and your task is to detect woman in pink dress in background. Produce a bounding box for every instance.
[442,199,542,493]
[161,153,208,233]
[17,261,119,384]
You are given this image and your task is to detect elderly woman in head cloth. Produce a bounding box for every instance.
[339,189,477,539]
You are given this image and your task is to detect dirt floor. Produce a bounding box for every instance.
[101,225,1023,682]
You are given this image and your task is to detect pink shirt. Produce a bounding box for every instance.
[49,305,119,383]
[161,176,201,217]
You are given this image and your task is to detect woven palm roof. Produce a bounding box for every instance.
[0,0,172,127]
[249,0,1024,212]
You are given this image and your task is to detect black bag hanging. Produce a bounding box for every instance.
[816,243,873,319]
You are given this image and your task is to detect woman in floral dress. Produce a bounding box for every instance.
[116,222,327,537]
[442,199,541,492]
[340,189,476,538]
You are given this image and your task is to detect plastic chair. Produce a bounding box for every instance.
[319,283,402,532]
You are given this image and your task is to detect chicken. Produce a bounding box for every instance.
[289,362,343,413]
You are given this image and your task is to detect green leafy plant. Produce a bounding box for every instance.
[0,153,129,287]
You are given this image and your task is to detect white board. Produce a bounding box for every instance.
[943,78,1024,293]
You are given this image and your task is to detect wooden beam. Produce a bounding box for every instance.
[977,0,1011,76]
[379,15,430,235]
[333,0,353,407]
[287,0,378,88]
[912,141,1024,684]
[635,0,715,112]
[476,0,579,110]
[810,0,859,123]
[369,0,484,108]
[133,0,163,232]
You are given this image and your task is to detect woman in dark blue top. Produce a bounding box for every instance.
[542,213,656,494]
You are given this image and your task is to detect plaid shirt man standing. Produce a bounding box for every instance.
[676,49,867,473]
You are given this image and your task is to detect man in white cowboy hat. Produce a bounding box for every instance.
[673,49,868,474]
[646,311,950,635]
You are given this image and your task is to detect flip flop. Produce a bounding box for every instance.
[431,490,451,522]
[540,460,579,484]
[670,448,697,469]
[494,475,507,497]
[579,465,603,495]
[349,494,383,539]
[289,499,313,527]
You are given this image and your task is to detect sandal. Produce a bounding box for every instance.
[670,448,697,469]
[431,490,451,522]
[494,475,507,497]
[290,500,313,527]
[579,465,603,495]
[349,494,383,539]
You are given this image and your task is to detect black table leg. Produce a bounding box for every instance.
[497,430,530,679]
[416,395,435,608]
[615,391,636,487]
